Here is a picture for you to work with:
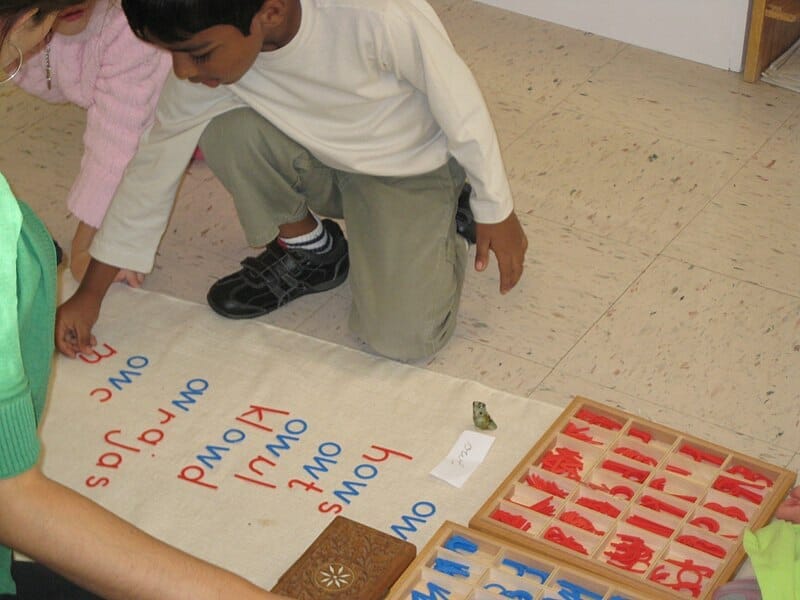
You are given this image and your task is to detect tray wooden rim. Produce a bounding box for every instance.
[467,396,797,600]
[387,520,656,600]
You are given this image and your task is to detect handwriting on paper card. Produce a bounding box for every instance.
[452,441,473,468]
[431,431,495,488]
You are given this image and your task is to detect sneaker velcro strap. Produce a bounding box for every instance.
[242,252,305,298]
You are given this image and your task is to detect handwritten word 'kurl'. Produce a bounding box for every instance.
[84,378,209,488]
[177,406,302,491]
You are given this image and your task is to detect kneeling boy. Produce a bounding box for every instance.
[56,0,527,361]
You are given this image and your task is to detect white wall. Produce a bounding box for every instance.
[476,0,751,71]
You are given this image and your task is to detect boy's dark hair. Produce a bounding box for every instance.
[121,0,265,43]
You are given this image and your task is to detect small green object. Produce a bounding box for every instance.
[473,401,497,430]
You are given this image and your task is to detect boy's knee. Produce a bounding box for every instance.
[199,108,259,163]
[348,240,466,362]
[352,306,458,362]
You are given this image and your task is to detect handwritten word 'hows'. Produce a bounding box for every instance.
[178,407,305,491]
[315,445,413,514]
[84,378,208,488]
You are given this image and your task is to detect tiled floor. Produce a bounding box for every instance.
[2,1,798,471]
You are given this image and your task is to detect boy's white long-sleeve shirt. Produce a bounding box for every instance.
[92,0,514,273]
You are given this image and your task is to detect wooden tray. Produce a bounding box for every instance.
[467,396,795,599]
[387,520,652,599]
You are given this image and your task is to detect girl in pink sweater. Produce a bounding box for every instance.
[15,0,170,284]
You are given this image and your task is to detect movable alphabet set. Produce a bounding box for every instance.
[388,521,650,600]
[388,397,795,600]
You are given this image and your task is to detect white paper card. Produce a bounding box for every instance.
[430,430,496,488]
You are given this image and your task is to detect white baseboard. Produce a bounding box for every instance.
[475,0,750,71]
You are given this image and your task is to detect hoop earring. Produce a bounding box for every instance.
[0,43,23,85]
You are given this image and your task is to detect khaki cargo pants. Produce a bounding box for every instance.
[199,108,467,361]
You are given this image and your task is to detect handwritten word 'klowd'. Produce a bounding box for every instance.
[178,406,301,490]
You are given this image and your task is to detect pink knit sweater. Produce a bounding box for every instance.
[16,0,171,228]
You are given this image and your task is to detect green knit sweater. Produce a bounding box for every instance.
[0,173,57,594]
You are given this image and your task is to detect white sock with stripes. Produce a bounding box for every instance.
[279,214,333,254]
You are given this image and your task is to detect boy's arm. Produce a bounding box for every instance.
[56,75,245,356]
[0,466,288,600]
[381,0,526,291]
[89,73,242,275]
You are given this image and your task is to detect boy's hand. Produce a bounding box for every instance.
[115,269,145,288]
[56,291,100,358]
[56,258,120,357]
[474,211,528,293]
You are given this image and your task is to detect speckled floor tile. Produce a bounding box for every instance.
[557,256,800,451]
[422,339,551,398]
[169,167,252,259]
[292,284,370,350]
[457,212,652,365]
[785,454,800,478]
[504,108,743,253]
[482,85,554,150]
[140,235,240,305]
[0,86,75,142]
[0,97,84,231]
[665,136,800,296]
[439,1,624,104]
[564,45,800,158]
[532,372,796,467]
[433,2,618,151]
[768,106,800,155]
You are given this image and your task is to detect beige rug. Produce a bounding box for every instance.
[40,281,562,589]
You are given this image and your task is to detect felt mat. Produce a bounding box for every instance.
[39,282,562,589]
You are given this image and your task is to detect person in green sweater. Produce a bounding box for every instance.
[713,485,800,600]
[0,3,290,598]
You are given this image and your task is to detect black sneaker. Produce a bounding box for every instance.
[455,183,476,245]
[207,219,349,319]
